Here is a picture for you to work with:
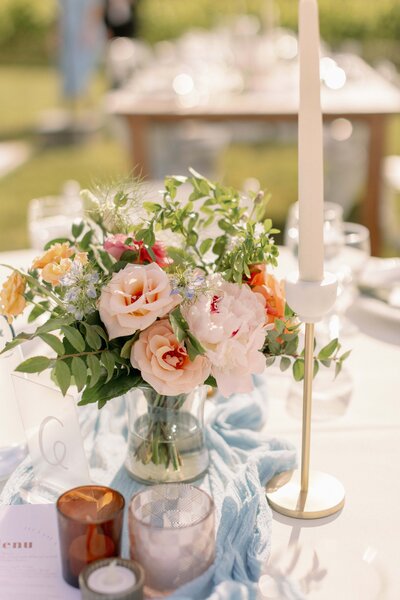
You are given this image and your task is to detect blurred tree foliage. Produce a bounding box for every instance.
[0,0,399,66]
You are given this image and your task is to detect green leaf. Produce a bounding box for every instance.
[79,372,142,407]
[293,359,305,381]
[71,356,87,392]
[72,221,85,238]
[275,319,285,336]
[101,350,116,382]
[320,359,332,368]
[62,326,86,353]
[28,302,49,323]
[265,356,275,367]
[0,333,32,355]
[119,249,139,263]
[280,356,291,372]
[91,325,109,342]
[54,360,71,396]
[199,238,213,255]
[36,316,74,334]
[39,333,64,355]
[204,374,217,387]
[318,338,339,360]
[186,332,205,355]
[83,324,102,350]
[15,356,52,373]
[313,359,319,378]
[340,350,352,361]
[169,308,188,343]
[120,335,137,359]
[87,354,102,387]
[335,361,343,379]
[79,230,93,250]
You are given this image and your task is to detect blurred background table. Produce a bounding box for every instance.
[107,52,400,256]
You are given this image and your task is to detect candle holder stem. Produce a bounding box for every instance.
[266,319,345,519]
[301,322,314,493]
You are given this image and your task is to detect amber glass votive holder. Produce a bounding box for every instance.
[56,485,125,588]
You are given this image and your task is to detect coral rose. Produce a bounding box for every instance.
[104,234,171,268]
[99,263,179,339]
[32,242,73,269]
[131,319,211,396]
[182,276,266,397]
[0,271,26,323]
[247,264,286,325]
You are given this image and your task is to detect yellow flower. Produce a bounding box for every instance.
[74,252,88,265]
[32,243,74,270]
[41,258,72,286]
[0,271,27,323]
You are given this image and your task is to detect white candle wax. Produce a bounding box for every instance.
[87,562,136,594]
[298,0,324,281]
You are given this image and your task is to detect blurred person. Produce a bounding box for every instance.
[104,0,140,39]
[58,0,105,107]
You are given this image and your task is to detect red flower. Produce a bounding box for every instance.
[104,234,171,268]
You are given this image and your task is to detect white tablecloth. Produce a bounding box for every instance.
[1,249,399,599]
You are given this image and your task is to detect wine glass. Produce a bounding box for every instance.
[285,201,345,267]
[322,221,371,338]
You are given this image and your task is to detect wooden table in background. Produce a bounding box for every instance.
[107,56,400,255]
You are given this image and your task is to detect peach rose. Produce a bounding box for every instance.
[0,271,26,323]
[41,258,72,286]
[247,264,286,325]
[131,319,211,395]
[41,252,88,286]
[32,242,74,269]
[99,263,179,339]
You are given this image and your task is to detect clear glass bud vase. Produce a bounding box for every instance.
[125,386,209,484]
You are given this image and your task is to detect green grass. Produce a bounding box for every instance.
[0,136,128,250]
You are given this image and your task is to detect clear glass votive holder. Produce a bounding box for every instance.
[56,485,125,588]
[129,484,215,597]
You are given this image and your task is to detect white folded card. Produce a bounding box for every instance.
[0,504,79,599]
[11,373,91,502]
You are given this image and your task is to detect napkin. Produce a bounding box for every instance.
[1,376,297,599]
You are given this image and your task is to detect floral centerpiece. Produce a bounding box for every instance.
[0,170,347,483]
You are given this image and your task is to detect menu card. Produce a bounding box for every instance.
[0,504,79,599]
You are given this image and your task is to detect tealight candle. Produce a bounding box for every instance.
[56,485,125,588]
[80,558,144,600]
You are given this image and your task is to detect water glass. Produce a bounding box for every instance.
[129,484,215,596]
[28,183,83,250]
[57,485,125,588]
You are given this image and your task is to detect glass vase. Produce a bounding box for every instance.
[125,386,209,484]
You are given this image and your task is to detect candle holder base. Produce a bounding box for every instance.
[266,470,345,519]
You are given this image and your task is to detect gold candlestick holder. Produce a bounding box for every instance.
[266,273,345,519]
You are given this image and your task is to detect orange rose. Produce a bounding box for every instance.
[32,242,74,270]
[247,264,286,326]
[0,271,26,323]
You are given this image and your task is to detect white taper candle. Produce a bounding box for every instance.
[298,0,324,281]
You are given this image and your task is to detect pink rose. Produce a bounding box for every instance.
[99,263,179,339]
[131,319,211,396]
[182,277,266,397]
[104,234,171,268]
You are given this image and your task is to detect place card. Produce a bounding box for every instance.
[12,373,90,502]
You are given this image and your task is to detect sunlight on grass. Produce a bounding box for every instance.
[0,135,128,251]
